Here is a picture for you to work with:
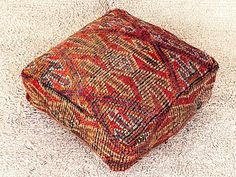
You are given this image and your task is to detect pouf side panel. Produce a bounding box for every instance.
[102,67,218,171]
[149,67,218,148]
[21,70,132,171]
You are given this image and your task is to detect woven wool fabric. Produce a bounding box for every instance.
[21,9,219,171]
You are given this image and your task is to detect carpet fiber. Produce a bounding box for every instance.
[0,0,235,177]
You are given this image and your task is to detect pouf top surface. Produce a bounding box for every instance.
[22,9,218,147]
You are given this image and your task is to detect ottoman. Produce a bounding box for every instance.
[21,9,219,171]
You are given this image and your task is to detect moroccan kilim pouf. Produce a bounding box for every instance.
[21,9,219,171]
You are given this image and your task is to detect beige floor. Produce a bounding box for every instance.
[0,0,235,177]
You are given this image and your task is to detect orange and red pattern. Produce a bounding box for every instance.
[21,9,219,171]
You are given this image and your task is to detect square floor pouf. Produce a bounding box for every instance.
[21,9,219,171]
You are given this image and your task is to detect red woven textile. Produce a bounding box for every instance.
[21,9,219,171]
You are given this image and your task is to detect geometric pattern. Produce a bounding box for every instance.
[21,9,219,171]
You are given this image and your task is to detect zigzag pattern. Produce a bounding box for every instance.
[21,9,219,171]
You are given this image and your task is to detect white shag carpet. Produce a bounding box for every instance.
[0,0,235,177]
